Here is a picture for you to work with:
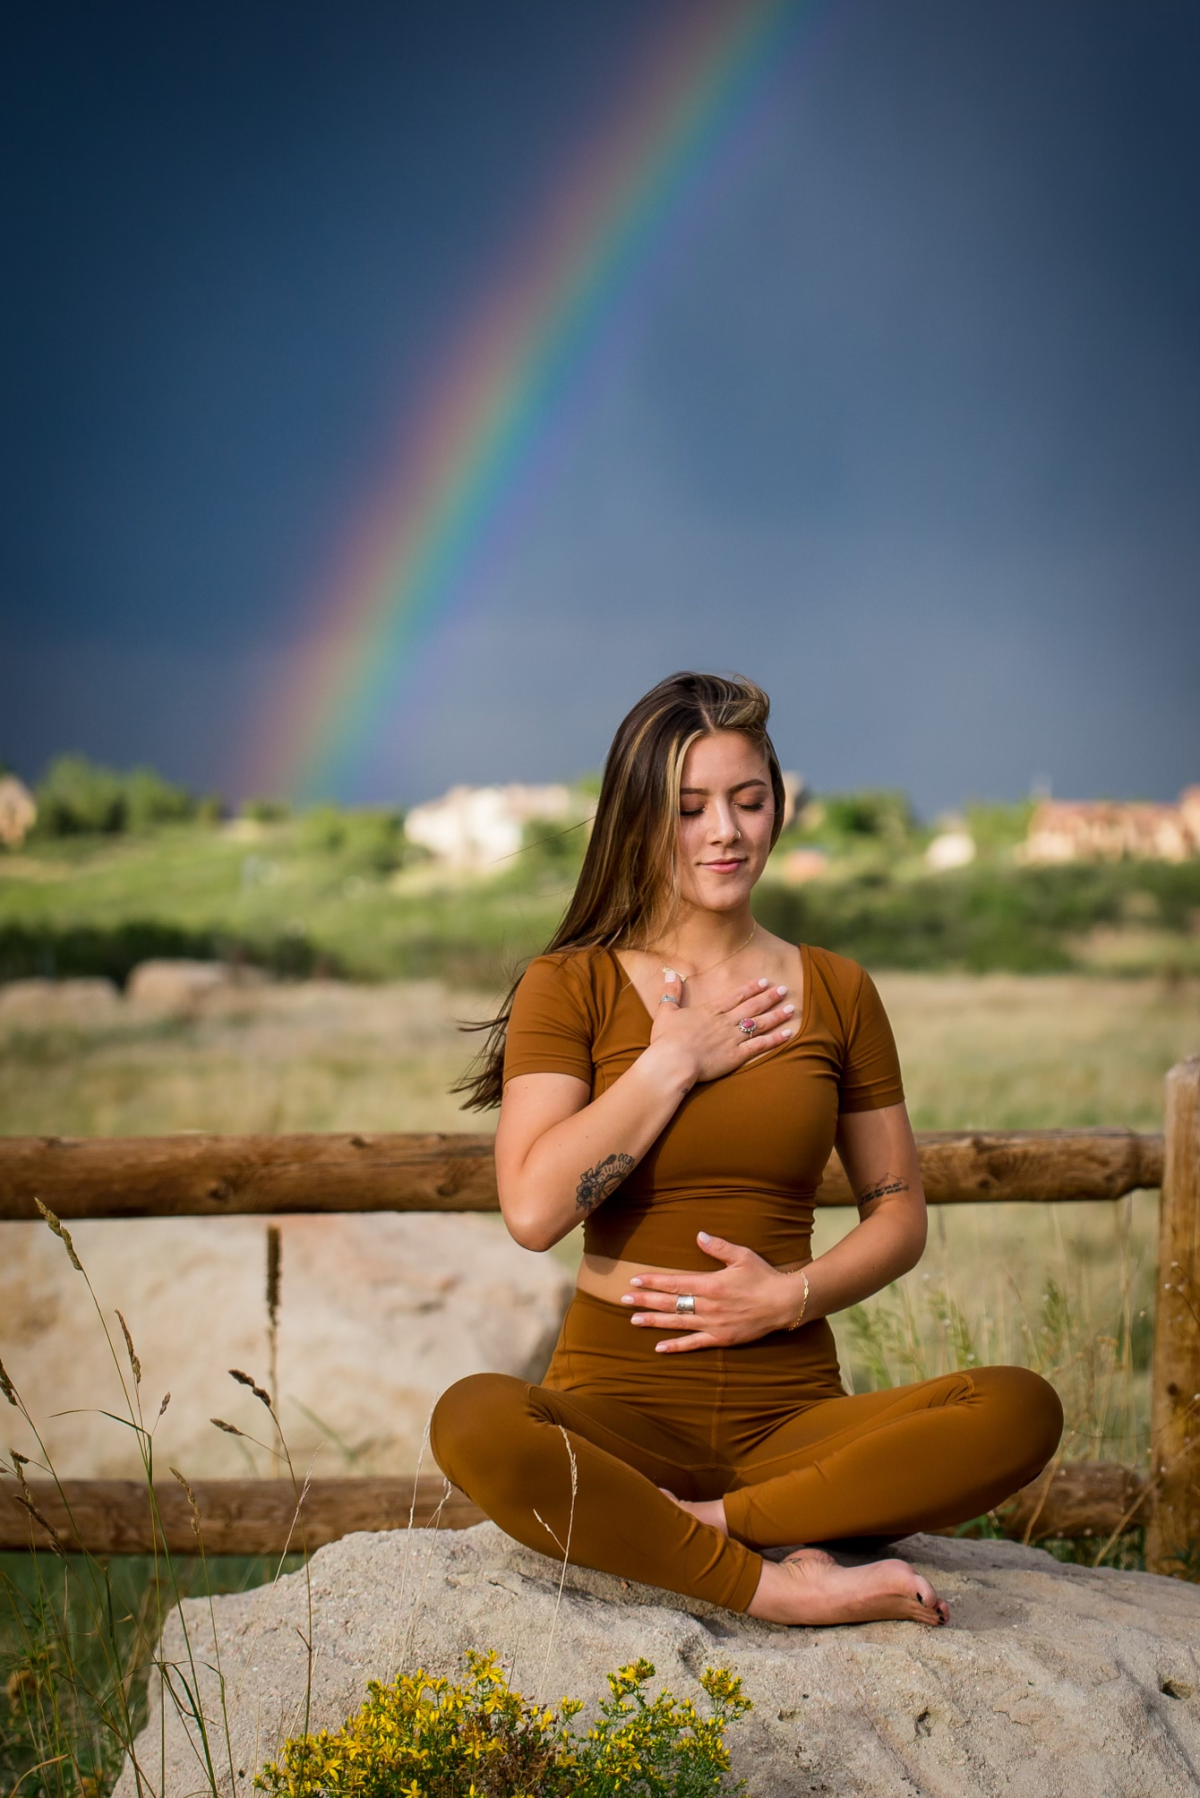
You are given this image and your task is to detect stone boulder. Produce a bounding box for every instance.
[0,976,123,1025]
[126,960,266,1011]
[1,1214,572,1478]
[120,1523,1200,1797]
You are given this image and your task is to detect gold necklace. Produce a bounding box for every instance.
[653,921,758,983]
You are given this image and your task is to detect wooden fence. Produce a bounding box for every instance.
[1,1055,1197,1573]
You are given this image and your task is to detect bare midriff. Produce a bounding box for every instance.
[576,1250,812,1306]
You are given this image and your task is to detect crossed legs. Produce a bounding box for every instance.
[430,1364,1062,1624]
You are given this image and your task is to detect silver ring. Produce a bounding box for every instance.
[736,1017,757,1036]
[675,1293,696,1315]
[659,993,680,1005]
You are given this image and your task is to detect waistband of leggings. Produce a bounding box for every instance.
[561,1283,841,1364]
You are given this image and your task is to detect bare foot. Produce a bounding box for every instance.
[749,1550,950,1628]
[657,1488,946,1629]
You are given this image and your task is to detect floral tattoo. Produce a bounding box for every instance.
[576,1153,635,1213]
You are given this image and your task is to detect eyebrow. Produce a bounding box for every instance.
[679,779,769,795]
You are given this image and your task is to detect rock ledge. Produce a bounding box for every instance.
[121,1523,1200,1798]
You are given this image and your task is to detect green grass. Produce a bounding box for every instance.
[0,962,1196,1795]
[0,823,574,987]
[0,1553,303,1798]
[3,819,1200,986]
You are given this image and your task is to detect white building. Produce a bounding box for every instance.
[405,783,575,871]
[0,776,36,848]
[1019,788,1200,865]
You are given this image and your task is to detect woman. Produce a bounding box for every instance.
[433,672,1062,1627]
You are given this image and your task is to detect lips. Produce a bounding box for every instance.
[701,859,745,872]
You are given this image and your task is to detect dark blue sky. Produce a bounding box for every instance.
[3,0,1197,813]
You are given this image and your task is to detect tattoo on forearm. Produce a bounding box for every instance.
[856,1172,909,1206]
[576,1153,635,1213]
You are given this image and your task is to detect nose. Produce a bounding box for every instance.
[709,799,741,844]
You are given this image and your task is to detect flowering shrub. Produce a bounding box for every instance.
[255,1650,752,1798]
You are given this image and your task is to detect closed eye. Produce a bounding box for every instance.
[679,800,767,817]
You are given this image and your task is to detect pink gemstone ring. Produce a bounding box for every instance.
[737,1018,757,1036]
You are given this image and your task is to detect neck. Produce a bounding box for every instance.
[650,903,756,973]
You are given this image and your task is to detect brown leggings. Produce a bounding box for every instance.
[431,1290,1063,1614]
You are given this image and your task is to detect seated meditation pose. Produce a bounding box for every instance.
[433,671,1062,1627]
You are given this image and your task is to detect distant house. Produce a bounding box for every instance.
[404,783,575,871]
[0,776,36,848]
[1019,788,1200,865]
[926,829,976,871]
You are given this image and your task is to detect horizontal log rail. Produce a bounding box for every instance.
[0,1069,1193,1572]
[0,1477,484,1556]
[0,1464,1149,1557]
[0,1126,1164,1221]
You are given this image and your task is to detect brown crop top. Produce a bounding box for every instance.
[502,942,904,1273]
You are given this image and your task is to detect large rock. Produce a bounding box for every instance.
[0,1215,571,1478]
[126,960,266,1012]
[0,976,123,1024]
[121,1523,1200,1797]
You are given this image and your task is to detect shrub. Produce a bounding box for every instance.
[33,757,198,836]
[295,806,416,874]
[242,798,291,824]
[34,757,128,835]
[0,921,329,986]
[256,1652,752,1798]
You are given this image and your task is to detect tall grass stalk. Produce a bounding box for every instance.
[832,1193,1157,1566]
[0,1207,319,1798]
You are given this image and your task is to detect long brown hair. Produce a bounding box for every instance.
[454,671,786,1110]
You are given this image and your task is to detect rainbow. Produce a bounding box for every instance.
[252,0,814,802]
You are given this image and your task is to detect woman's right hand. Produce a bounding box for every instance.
[649,973,795,1086]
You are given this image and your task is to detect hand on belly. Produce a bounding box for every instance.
[576,1232,810,1353]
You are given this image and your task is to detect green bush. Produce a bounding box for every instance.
[242,798,291,824]
[519,815,589,874]
[754,861,1200,973]
[0,922,328,986]
[33,757,197,837]
[295,807,411,874]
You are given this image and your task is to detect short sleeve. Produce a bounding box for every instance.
[839,968,905,1112]
[503,954,595,1085]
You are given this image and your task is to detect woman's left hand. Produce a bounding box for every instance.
[621,1231,806,1352]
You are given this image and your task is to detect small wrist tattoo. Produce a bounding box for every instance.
[856,1172,909,1207]
[576,1152,635,1213]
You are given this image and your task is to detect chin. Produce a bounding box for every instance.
[695,880,754,911]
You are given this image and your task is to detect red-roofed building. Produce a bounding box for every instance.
[1019,787,1200,864]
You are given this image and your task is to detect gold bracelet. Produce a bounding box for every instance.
[785,1270,810,1332]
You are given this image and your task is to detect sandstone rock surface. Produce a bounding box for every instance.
[126,960,266,1011]
[121,1522,1200,1798]
[0,976,123,1024]
[1,1215,571,1478]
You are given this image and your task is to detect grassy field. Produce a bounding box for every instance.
[1,967,1195,1470]
[3,816,1200,986]
[1,970,1195,1797]
[0,968,1192,1137]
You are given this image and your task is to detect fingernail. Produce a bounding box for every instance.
[757,978,769,988]
[780,1025,795,1038]
[663,969,677,982]
[698,1231,711,1243]
[776,985,788,995]
[782,1003,795,1016]
[630,1276,643,1286]
[620,1295,635,1305]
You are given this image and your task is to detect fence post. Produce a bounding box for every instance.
[1147,1055,1200,1576]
